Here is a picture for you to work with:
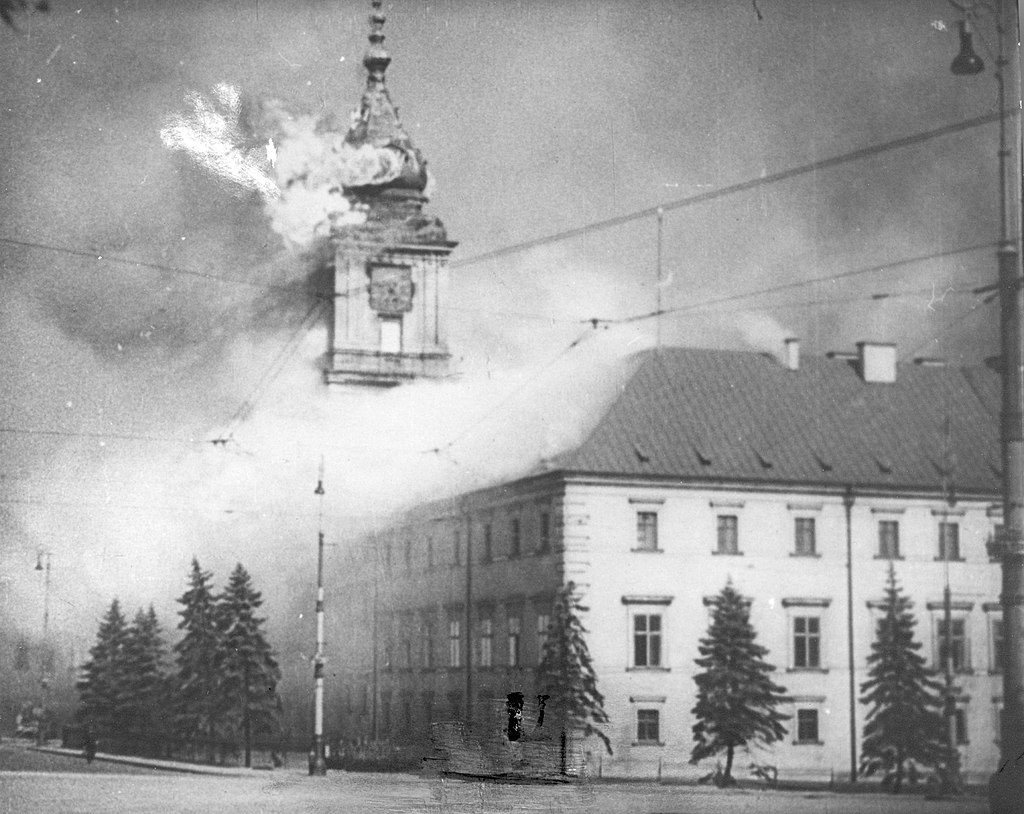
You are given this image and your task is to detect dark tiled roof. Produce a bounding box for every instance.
[551,347,1000,495]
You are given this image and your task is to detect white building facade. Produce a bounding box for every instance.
[329,343,1004,783]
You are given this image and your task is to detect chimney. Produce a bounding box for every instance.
[856,341,897,383]
[783,337,800,371]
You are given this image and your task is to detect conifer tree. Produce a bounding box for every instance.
[536,581,612,757]
[77,598,129,750]
[173,558,222,760]
[690,581,789,786]
[216,564,282,767]
[859,563,946,792]
[119,606,169,756]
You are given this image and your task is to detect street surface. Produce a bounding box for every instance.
[0,740,987,813]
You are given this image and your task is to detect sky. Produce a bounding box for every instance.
[0,0,1019,686]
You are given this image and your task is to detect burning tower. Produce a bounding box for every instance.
[325,1,456,387]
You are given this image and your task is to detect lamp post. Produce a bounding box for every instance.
[34,549,51,746]
[949,2,1024,810]
[309,460,328,776]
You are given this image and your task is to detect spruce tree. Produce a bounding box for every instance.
[859,563,946,792]
[536,581,612,757]
[690,581,789,785]
[216,564,282,767]
[77,598,129,751]
[119,606,169,757]
[173,558,222,760]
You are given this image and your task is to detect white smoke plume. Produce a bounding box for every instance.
[161,85,432,248]
[160,84,280,201]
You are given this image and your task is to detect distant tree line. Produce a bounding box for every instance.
[75,560,282,767]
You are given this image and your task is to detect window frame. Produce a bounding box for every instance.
[935,616,971,674]
[448,617,462,669]
[538,511,551,554]
[479,615,493,668]
[634,510,660,552]
[877,519,901,559]
[509,517,521,559]
[632,613,663,669]
[507,614,521,668]
[989,611,1005,674]
[715,514,740,555]
[536,612,551,662]
[793,517,817,557]
[793,615,822,669]
[937,521,963,561]
[634,708,662,745]
[795,708,821,744]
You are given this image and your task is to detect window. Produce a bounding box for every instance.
[538,512,550,553]
[426,537,434,570]
[717,515,739,554]
[382,640,392,671]
[794,518,816,556]
[448,618,462,668]
[422,617,435,669]
[537,613,551,659]
[404,538,413,572]
[633,614,662,667]
[453,530,461,566]
[991,617,1005,673]
[636,511,659,551]
[793,617,821,669]
[479,617,493,667]
[938,522,961,560]
[878,520,900,559]
[481,523,492,563]
[361,685,369,714]
[936,618,969,672]
[507,615,521,667]
[636,709,660,743]
[509,518,521,559]
[796,709,820,743]
[379,317,402,353]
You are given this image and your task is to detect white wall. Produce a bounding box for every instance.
[563,479,1002,783]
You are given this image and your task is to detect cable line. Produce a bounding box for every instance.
[590,242,1000,325]
[450,111,1010,270]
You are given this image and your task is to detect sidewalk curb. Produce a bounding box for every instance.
[28,745,275,777]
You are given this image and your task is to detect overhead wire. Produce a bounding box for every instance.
[588,242,1001,325]
[449,112,1012,271]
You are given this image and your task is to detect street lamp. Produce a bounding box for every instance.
[34,549,52,746]
[309,460,328,776]
[948,2,1024,811]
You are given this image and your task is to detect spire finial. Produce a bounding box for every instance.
[364,0,391,86]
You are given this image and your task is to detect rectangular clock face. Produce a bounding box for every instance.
[368,264,414,314]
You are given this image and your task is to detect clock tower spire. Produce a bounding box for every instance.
[325,0,456,387]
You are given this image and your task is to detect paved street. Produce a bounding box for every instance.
[0,741,988,813]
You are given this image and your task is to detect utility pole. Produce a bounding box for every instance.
[34,550,51,747]
[309,458,327,776]
[950,1,1024,809]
